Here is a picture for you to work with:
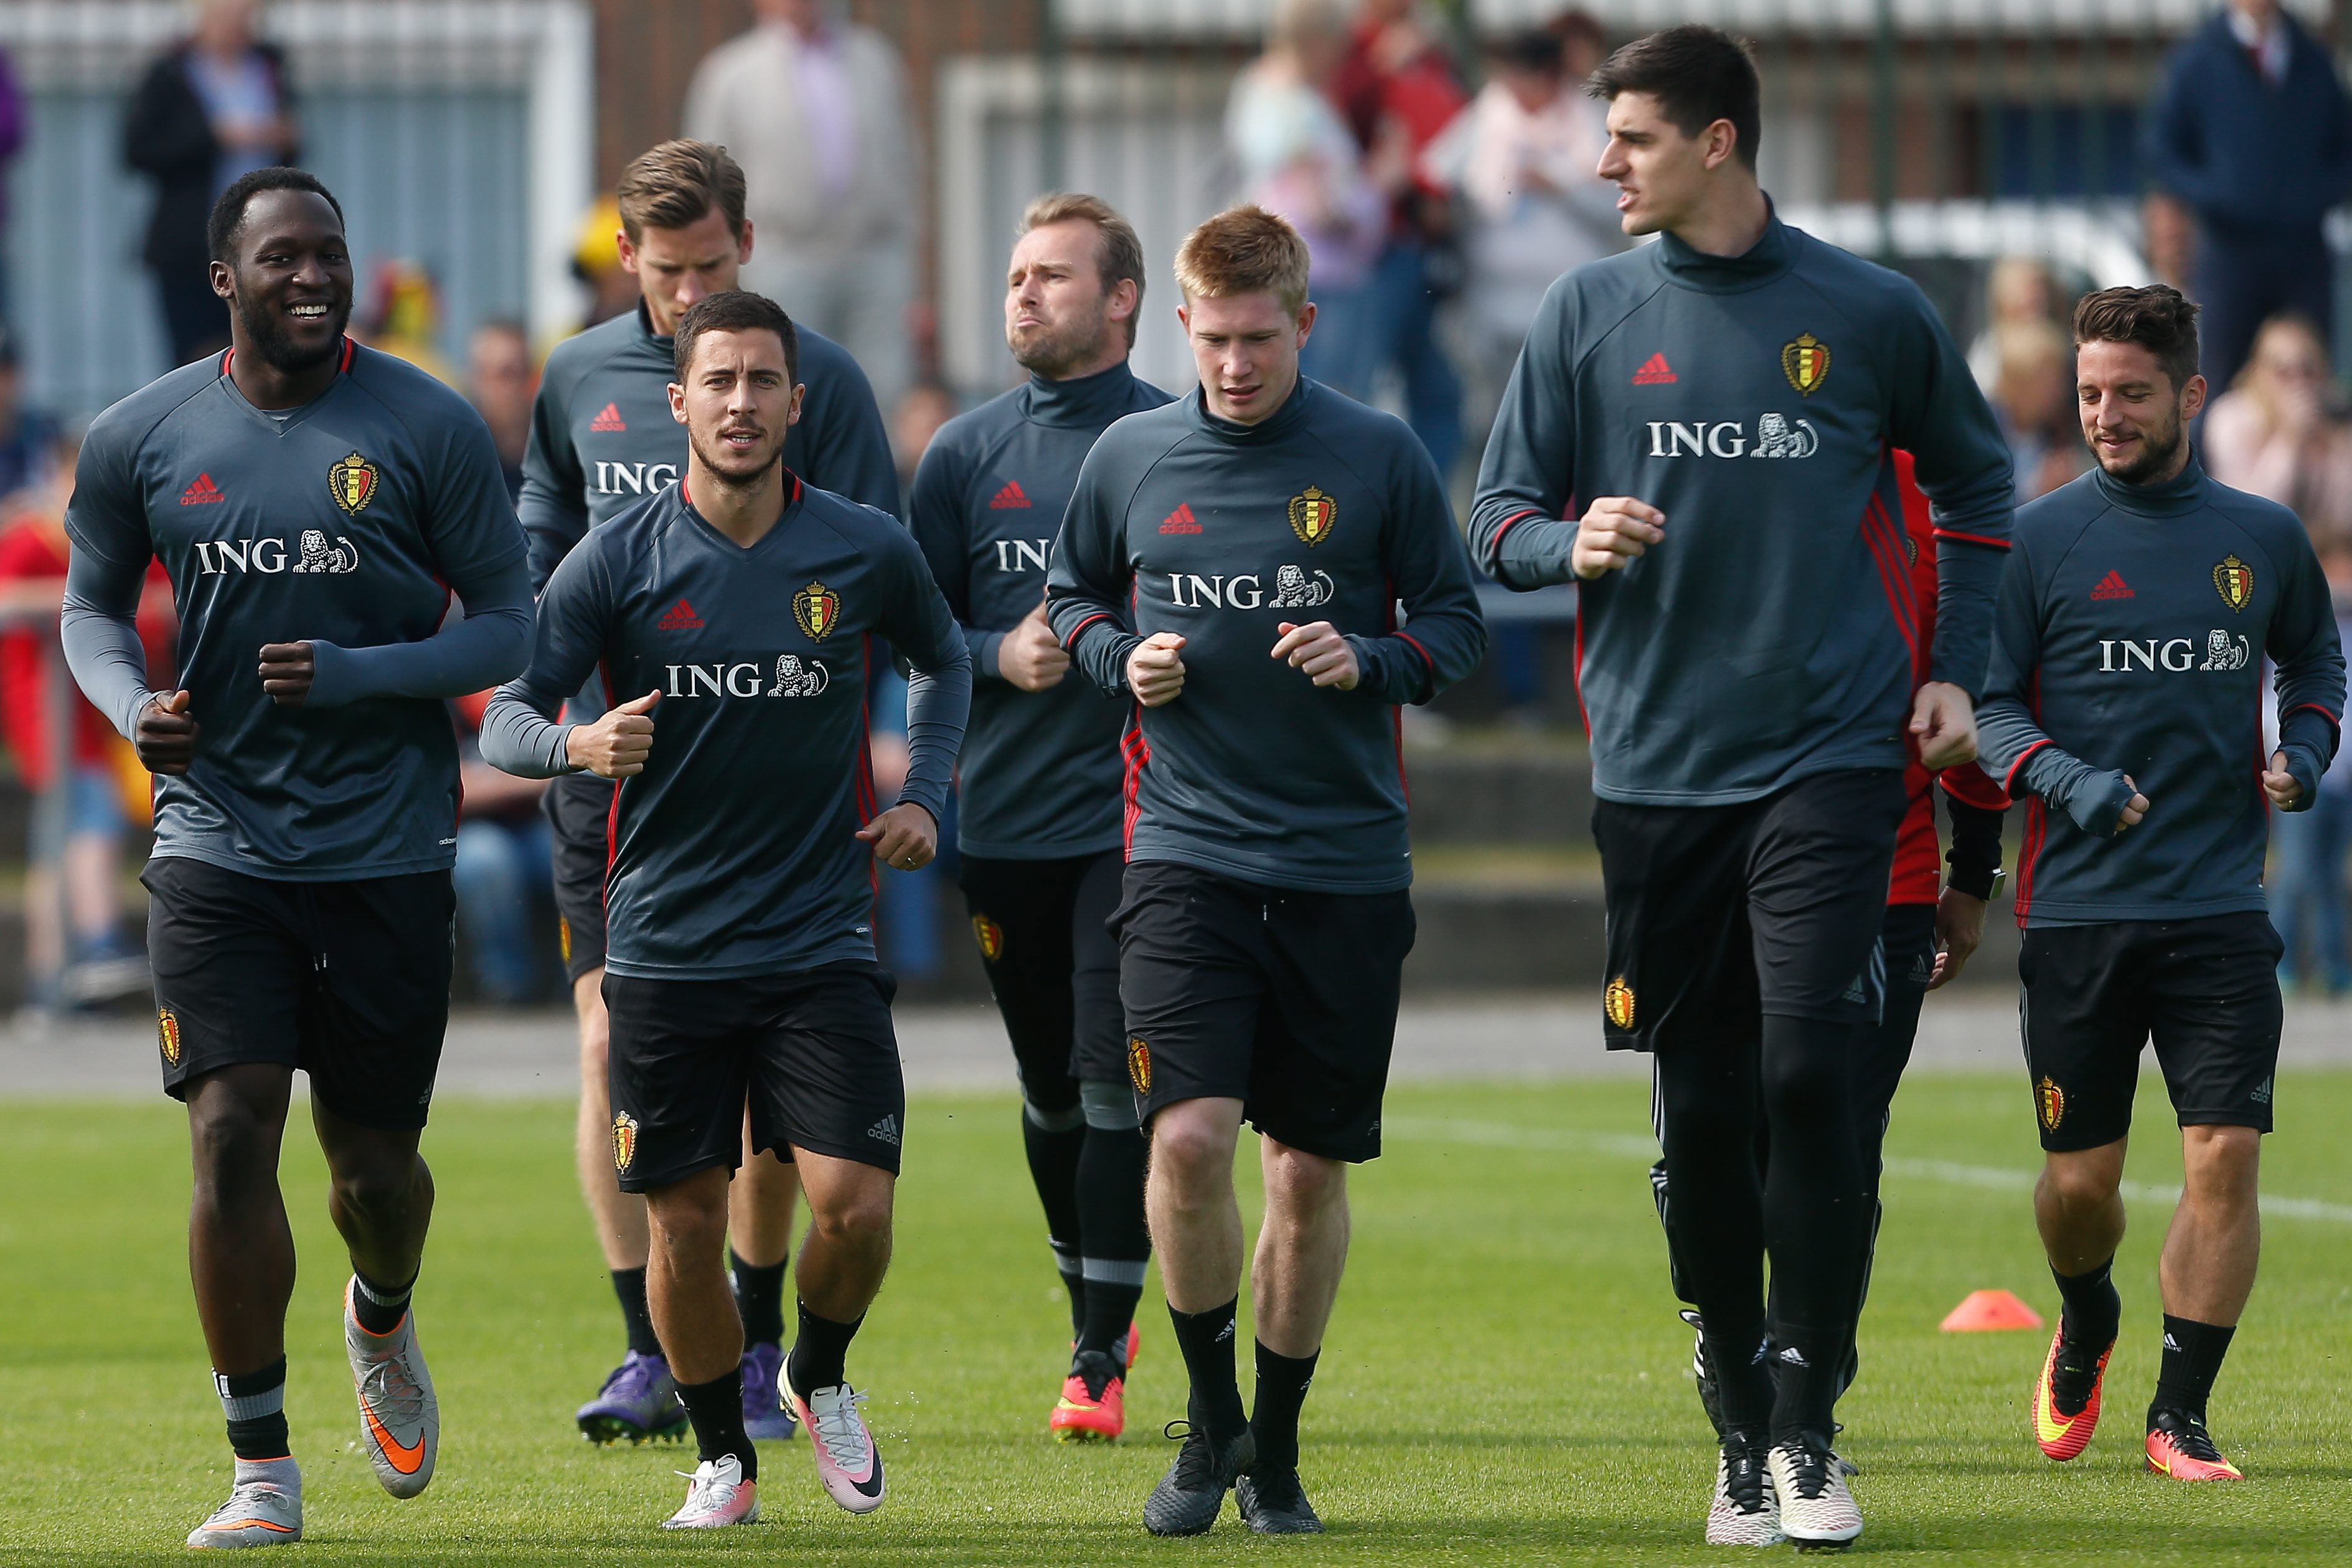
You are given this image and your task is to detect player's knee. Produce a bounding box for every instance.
[1263,1142,1345,1212]
[2181,1124,2262,1200]
[808,1184,894,1251]
[189,1099,276,1188]
[646,1180,730,1251]
[1149,1111,1236,1189]
[2040,1150,2124,1213]
[331,1159,420,1224]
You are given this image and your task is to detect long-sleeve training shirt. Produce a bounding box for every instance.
[62,340,530,880]
[1977,460,2344,927]
[1470,211,2015,806]
[480,476,971,979]
[1045,378,1487,893]
[908,360,1172,859]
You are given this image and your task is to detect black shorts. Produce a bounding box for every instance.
[959,850,1124,1106]
[603,962,905,1191]
[1593,769,1909,1053]
[1112,861,1414,1163]
[144,856,454,1130]
[543,771,613,984]
[2019,913,2284,1152]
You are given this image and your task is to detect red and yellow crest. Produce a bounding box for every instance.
[1287,486,1337,547]
[612,1112,640,1171]
[1603,977,1637,1032]
[2036,1077,2066,1134]
[2213,555,2254,613]
[971,914,1005,963]
[1781,334,1830,397]
[328,451,380,515]
[794,580,842,642]
[1127,1036,1153,1096]
[158,1007,182,1066]
[558,915,573,967]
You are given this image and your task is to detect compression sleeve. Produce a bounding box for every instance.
[303,556,534,708]
[479,545,611,778]
[1942,792,2006,899]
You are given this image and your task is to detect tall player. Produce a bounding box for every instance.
[1047,207,1485,1536]
[521,139,899,1447]
[1979,286,2342,1483]
[484,290,970,1528]
[907,192,1170,1440]
[60,168,532,1549]
[1469,27,2014,1547]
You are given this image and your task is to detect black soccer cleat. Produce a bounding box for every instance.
[1142,1421,1254,1536]
[1236,1463,1325,1535]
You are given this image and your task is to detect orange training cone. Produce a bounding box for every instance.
[1940,1289,2044,1332]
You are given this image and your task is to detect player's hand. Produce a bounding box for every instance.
[2117,774,2150,832]
[858,800,938,871]
[1911,682,1978,771]
[1127,632,1187,707]
[999,605,1071,692]
[134,689,200,775]
[1271,621,1360,690]
[258,642,316,707]
[567,690,659,778]
[1927,886,1988,990]
[2262,749,2305,810]
[1571,496,1665,580]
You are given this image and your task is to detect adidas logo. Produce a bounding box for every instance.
[2163,1333,2183,1353]
[1632,352,1677,385]
[2091,570,2133,600]
[1159,502,1201,535]
[988,479,1030,510]
[1777,1346,1810,1367]
[1214,1319,1235,1343]
[867,1114,901,1147]
[656,598,702,631]
[179,473,226,505]
[589,402,626,433]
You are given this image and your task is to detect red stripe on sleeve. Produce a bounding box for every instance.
[2284,701,2344,731]
[1062,611,1112,651]
[1931,528,2010,551]
[2000,737,2053,797]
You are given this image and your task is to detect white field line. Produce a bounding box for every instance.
[1381,1116,2352,1226]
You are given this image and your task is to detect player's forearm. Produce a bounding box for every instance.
[59,551,160,740]
[303,558,535,708]
[1472,509,1576,589]
[898,650,972,822]
[1928,540,2005,698]
[964,624,1007,683]
[477,688,579,778]
[2277,705,2341,809]
[1942,794,2005,898]
[1045,588,1138,695]
[1347,606,1487,707]
[1985,716,2132,837]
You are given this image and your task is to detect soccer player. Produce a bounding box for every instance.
[1978,285,2343,1483]
[1468,26,2015,1547]
[59,167,533,1549]
[520,139,898,1447]
[1046,206,1485,1535]
[907,192,1170,1440]
[482,290,969,1529]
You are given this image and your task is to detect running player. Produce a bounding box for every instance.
[1046,206,1485,1535]
[1978,285,2343,1482]
[520,139,898,1447]
[1469,27,2015,1547]
[907,192,1170,1441]
[483,290,969,1529]
[59,167,532,1549]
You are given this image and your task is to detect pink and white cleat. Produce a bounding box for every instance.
[662,1454,759,1529]
[786,1375,886,1514]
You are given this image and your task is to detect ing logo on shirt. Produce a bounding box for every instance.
[328,451,380,515]
[794,581,843,641]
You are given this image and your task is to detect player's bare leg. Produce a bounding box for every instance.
[2031,1138,2128,1463]
[1240,1136,1345,1533]
[782,1148,894,1513]
[1142,1096,1257,1534]
[2145,1125,2260,1480]
[645,1168,759,1526]
[730,1115,801,1437]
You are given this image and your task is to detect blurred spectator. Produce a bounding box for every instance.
[2145,0,2352,394]
[0,47,26,320]
[2269,546,2352,993]
[1967,256,2058,395]
[123,0,298,366]
[0,326,61,509]
[467,321,535,503]
[355,260,456,385]
[685,0,920,413]
[1988,320,2084,502]
[1228,0,1388,310]
[891,380,958,493]
[450,692,554,1007]
[2142,192,2196,293]
[571,195,641,330]
[2203,314,2352,555]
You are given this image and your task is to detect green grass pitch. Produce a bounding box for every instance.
[4,1071,2348,1564]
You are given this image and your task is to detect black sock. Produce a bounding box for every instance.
[2152,1314,2237,1423]
[1076,1122,1151,1361]
[675,1368,756,1480]
[350,1269,415,1336]
[1023,1110,1088,1334]
[787,1301,865,1395]
[612,1266,663,1358]
[730,1251,788,1348]
[1249,1341,1319,1472]
[2052,1259,2122,1350]
[1168,1297,1248,1440]
[217,1357,290,1460]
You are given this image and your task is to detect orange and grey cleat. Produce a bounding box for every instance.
[344,1277,439,1498]
[1050,1349,1128,1442]
[2033,1325,2115,1462]
[2145,1409,2244,1481]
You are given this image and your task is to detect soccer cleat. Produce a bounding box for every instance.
[1143,1420,1254,1537]
[344,1279,437,1499]
[1767,1432,1862,1551]
[1236,1463,1325,1534]
[186,1462,302,1549]
[662,1453,760,1529]
[740,1341,799,1442]
[2033,1324,2115,1462]
[2145,1409,2244,1481]
[1050,1348,1127,1442]
[577,1351,689,1445]
[786,1374,886,1514]
[1680,1307,1727,1439]
[1706,1433,1784,1546]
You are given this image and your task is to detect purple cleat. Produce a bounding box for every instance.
[576,1351,689,1445]
[741,1340,799,1440]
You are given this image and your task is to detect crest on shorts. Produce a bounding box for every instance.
[1287,486,1337,547]
[2213,555,2254,613]
[158,1007,182,1066]
[558,915,573,967]
[2036,1077,2066,1134]
[793,580,842,642]
[328,451,380,515]
[1603,977,1637,1032]
[612,1112,639,1171]
[971,914,1005,963]
[1781,334,1830,397]
[1127,1036,1153,1096]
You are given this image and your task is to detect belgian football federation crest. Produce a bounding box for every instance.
[1603,977,1637,1031]
[2036,1077,2066,1134]
[1127,1036,1153,1095]
[158,1007,182,1066]
[612,1112,639,1171]
[971,914,1005,963]
[1781,334,1830,397]
[328,451,380,515]
[1287,486,1337,547]
[2213,555,2254,613]
[793,581,842,642]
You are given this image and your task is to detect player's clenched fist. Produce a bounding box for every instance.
[858,801,939,871]
[1571,495,1666,580]
[567,690,659,777]
[135,689,201,775]
[1127,631,1187,707]
[1271,621,1358,690]
[999,604,1071,692]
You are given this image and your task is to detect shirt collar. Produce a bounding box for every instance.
[1182,374,1315,443]
[1653,202,1793,293]
[2092,451,2210,517]
[1021,360,1140,429]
